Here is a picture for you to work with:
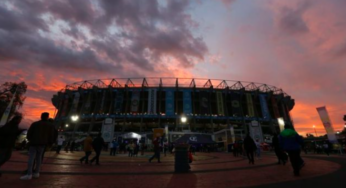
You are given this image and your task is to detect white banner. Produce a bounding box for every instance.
[316,106,338,143]
[147,89,157,114]
[0,90,17,126]
[249,121,263,143]
[131,91,140,112]
[69,92,80,115]
[229,125,235,143]
[101,118,115,142]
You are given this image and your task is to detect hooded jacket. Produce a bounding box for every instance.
[279,129,302,151]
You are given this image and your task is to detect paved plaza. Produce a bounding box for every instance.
[0,151,345,188]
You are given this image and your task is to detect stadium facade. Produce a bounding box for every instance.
[52,78,295,144]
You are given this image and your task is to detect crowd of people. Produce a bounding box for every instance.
[1,112,341,179]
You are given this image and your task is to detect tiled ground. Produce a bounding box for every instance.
[0,151,342,188]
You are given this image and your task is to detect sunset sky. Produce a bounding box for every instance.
[1,0,345,136]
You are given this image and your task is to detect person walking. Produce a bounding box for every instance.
[243,134,256,164]
[90,133,105,165]
[80,135,93,164]
[20,112,56,180]
[149,137,161,163]
[56,136,65,154]
[110,139,118,156]
[279,125,304,176]
[70,140,75,153]
[0,115,23,177]
[128,141,135,157]
[272,134,286,165]
[65,141,70,153]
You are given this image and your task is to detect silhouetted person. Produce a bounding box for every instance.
[90,133,105,165]
[20,112,56,180]
[272,134,286,165]
[149,137,161,163]
[0,115,23,177]
[70,140,75,152]
[80,135,93,164]
[279,125,304,176]
[243,134,256,164]
[56,136,64,154]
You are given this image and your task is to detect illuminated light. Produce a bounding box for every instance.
[181,116,187,123]
[65,124,69,127]
[71,115,79,121]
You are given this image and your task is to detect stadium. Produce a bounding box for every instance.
[51,78,295,146]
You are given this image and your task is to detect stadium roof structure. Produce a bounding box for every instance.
[60,77,290,97]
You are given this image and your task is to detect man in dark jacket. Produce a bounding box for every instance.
[272,134,286,165]
[20,112,56,180]
[149,137,161,163]
[90,133,105,165]
[279,126,304,176]
[243,134,256,164]
[0,115,23,177]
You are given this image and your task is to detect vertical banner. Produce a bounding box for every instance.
[82,92,91,114]
[229,125,235,143]
[216,91,225,115]
[0,90,17,126]
[230,93,241,116]
[259,94,270,119]
[131,91,140,113]
[101,118,115,142]
[271,96,280,118]
[200,91,210,115]
[246,93,255,117]
[148,89,157,114]
[249,121,263,143]
[69,92,80,115]
[183,90,192,115]
[165,90,175,116]
[316,106,338,143]
[60,94,69,117]
[99,90,106,113]
[114,90,124,113]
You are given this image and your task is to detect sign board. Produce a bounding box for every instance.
[249,122,263,143]
[101,118,115,142]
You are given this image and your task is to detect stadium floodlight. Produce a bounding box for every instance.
[71,115,79,121]
[181,116,187,123]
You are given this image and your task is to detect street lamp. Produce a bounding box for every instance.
[71,115,79,139]
[180,116,187,131]
[65,124,69,128]
[71,115,79,121]
[313,125,318,137]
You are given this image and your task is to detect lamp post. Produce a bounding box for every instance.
[313,125,318,137]
[71,115,79,139]
[181,116,187,132]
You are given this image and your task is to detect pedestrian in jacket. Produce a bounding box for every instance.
[90,133,105,165]
[149,137,161,163]
[279,126,304,176]
[272,134,286,165]
[0,115,23,177]
[80,135,93,164]
[20,112,56,180]
[243,134,256,164]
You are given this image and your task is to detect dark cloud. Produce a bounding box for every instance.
[0,0,208,74]
[278,2,310,35]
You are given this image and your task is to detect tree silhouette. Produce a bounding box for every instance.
[0,82,27,118]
